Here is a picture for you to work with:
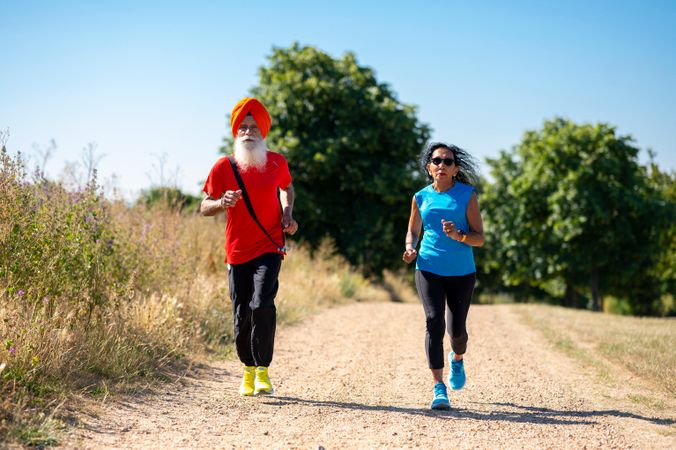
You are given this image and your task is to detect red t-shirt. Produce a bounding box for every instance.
[203,152,292,264]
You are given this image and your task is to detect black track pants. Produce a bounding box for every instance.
[415,270,476,370]
[228,252,282,367]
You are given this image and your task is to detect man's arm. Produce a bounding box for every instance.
[200,190,242,216]
[200,195,224,217]
[279,183,298,235]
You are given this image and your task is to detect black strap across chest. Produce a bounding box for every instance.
[227,156,286,254]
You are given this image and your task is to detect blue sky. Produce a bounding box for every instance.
[2,0,675,198]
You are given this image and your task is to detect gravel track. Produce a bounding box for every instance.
[64,303,675,449]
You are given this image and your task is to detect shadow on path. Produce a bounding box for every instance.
[264,396,674,427]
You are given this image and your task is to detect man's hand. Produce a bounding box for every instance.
[282,212,298,235]
[220,190,242,208]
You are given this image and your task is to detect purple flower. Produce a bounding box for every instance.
[17,289,25,297]
[86,215,96,223]
[9,347,15,354]
[43,296,49,305]
[70,191,82,205]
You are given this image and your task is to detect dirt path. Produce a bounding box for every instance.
[64,303,675,449]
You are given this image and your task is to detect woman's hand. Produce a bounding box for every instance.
[402,248,417,264]
[441,219,464,241]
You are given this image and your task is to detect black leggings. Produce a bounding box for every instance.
[415,270,476,370]
[228,252,282,367]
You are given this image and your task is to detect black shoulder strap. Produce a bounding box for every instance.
[227,156,286,254]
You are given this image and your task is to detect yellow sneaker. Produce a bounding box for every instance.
[239,366,255,396]
[254,366,274,395]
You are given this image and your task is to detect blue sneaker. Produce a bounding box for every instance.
[430,382,450,410]
[449,352,466,390]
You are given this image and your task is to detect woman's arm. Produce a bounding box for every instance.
[463,192,484,247]
[403,196,423,263]
[443,192,484,246]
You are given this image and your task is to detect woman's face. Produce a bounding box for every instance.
[427,147,459,181]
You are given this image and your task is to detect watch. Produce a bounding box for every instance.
[457,229,467,242]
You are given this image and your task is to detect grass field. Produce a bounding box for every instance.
[514,304,676,400]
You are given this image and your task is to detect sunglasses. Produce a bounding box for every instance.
[430,157,455,166]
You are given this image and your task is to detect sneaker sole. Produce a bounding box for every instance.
[431,402,451,410]
[254,388,275,396]
[239,384,255,396]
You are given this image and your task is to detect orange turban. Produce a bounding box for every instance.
[230,97,271,138]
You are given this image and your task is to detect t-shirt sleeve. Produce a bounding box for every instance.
[278,156,292,189]
[202,160,227,199]
[414,191,423,208]
[467,184,477,200]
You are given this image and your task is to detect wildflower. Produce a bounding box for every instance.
[43,296,49,305]
[9,347,15,354]
[17,289,25,297]
[70,191,82,204]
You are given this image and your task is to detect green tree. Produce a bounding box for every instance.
[138,186,201,213]
[482,118,670,314]
[223,43,430,274]
[645,158,676,315]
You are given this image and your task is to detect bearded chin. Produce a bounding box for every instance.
[234,137,268,171]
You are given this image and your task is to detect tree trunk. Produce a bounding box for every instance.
[591,265,601,311]
[565,282,581,308]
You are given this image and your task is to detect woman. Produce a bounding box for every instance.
[402,142,484,410]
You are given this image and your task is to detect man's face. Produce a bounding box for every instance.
[234,114,267,170]
[237,116,262,147]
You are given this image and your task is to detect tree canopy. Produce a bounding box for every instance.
[481,118,673,314]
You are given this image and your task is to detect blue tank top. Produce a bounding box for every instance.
[415,182,476,276]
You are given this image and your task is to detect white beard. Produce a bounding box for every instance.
[234,137,268,171]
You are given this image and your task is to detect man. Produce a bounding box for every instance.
[201,97,298,396]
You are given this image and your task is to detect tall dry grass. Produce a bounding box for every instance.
[0,148,406,446]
